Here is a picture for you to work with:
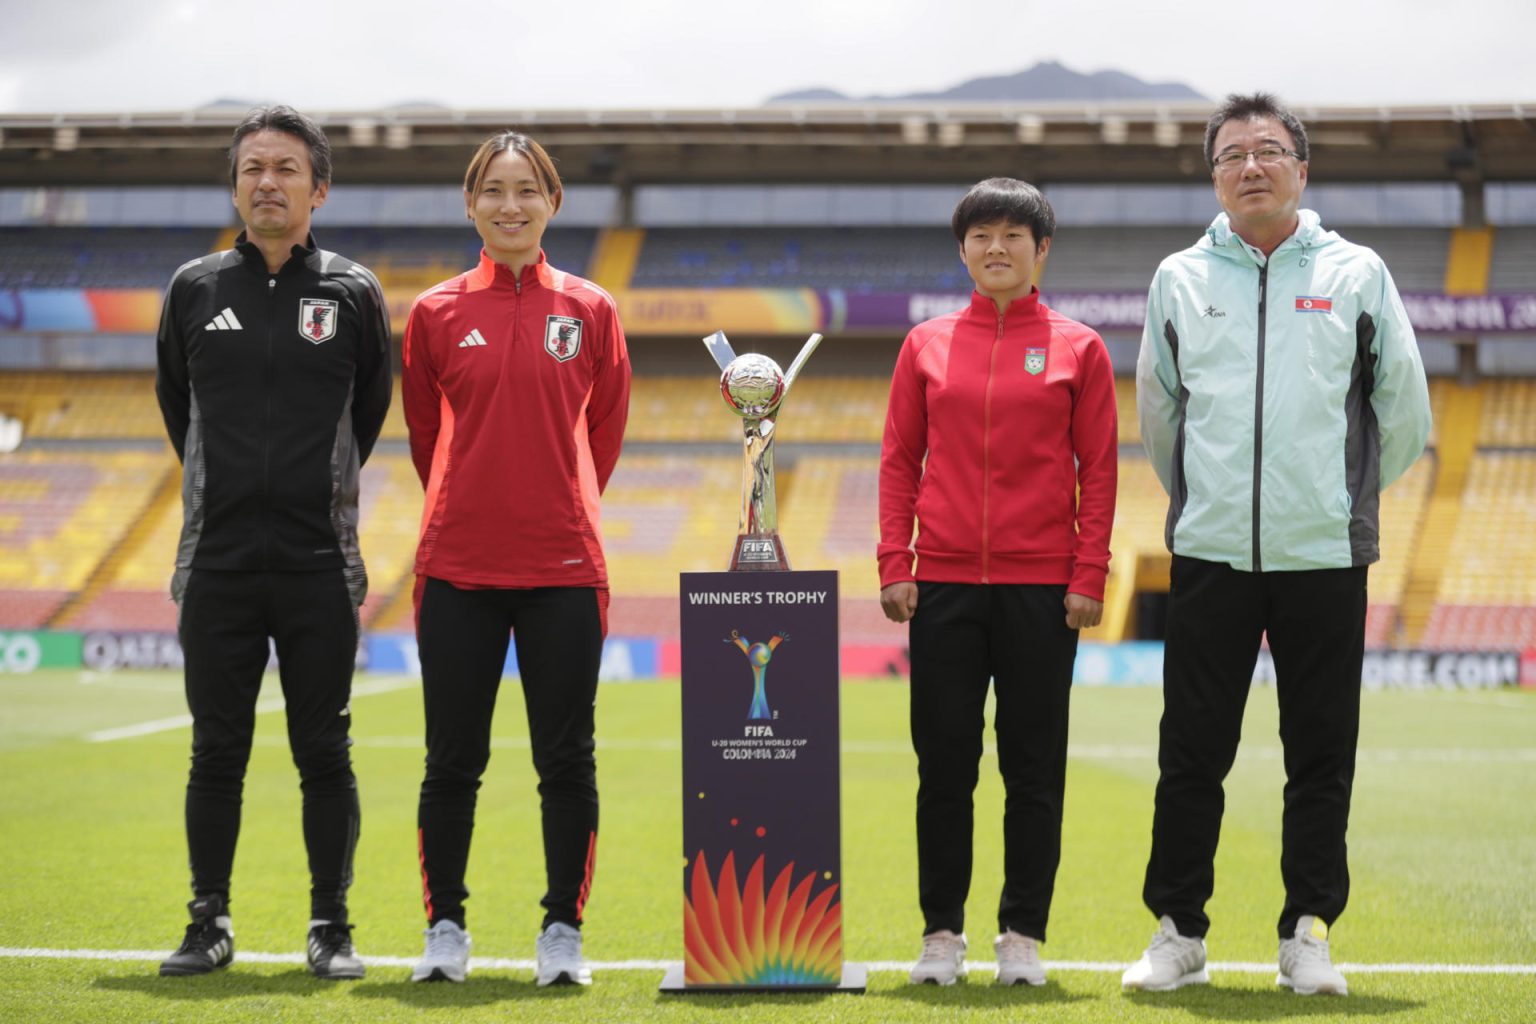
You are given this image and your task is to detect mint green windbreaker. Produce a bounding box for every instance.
[1136,209,1432,572]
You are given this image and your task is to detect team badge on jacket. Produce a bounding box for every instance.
[299,299,339,343]
[545,315,583,362]
[1295,295,1334,313]
[1024,347,1047,376]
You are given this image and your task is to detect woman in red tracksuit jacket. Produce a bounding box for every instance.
[401,131,631,987]
[879,178,1117,988]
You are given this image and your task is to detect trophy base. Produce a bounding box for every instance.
[729,534,791,572]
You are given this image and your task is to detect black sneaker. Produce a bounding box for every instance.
[307,922,365,980]
[159,896,234,976]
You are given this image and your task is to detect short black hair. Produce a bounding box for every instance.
[1204,93,1309,169]
[228,105,332,190]
[951,178,1055,247]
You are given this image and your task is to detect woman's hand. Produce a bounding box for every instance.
[880,582,919,623]
[1065,592,1103,630]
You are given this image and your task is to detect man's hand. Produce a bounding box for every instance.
[1065,592,1103,630]
[880,582,918,623]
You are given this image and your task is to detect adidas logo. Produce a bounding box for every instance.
[207,933,233,965]
[204,307,243,331]
[459,329,488,348]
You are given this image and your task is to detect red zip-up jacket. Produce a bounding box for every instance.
[878,288,1117,599]
[403,251,631,588]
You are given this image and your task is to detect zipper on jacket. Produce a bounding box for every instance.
[263,275,276,568]
[981,311,1005,582]
[1252,264,1267,572]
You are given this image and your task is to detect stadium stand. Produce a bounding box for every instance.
[57,472,180,631]
[630,227,970,291]
[320,226,597,288]
[0,211,1530,652]
[1422,451,1536,650]
[15,372,166,440]
[1477,376,1536,446]
[621,375,891,445]
[1332,227,1453,291]
[56,452,426,632]
[1049,225,1453,291]
[1369,457,1435,647]
[0,449,169,627]
[0,225,596,293]
[1487,226,1536,292]
[0,227,215,288]
[16,376,1529,648]
[623,225,1454,295]
[1114,378,1140,445]
[1042,227,1199,289]
[600,453,741,638]
[351,454,429,628]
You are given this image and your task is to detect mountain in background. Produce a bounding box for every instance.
[767,61,1205,104]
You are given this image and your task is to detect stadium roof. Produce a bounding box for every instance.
[1,102,1533,187]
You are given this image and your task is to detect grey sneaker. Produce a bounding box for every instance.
[994,929,1046,986]
[1121,915,1209,992]
[1277,915,1347,996]
[909,929,967,985]
[159,895,234,977]
[307,922,365,980]
[412,919,471,982]
[536,921,591,986]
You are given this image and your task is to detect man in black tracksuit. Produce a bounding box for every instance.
[154,105,391,980]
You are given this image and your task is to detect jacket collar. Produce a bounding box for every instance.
[469,249,552,290]
[1203,208,1330,264]
[234,230,318,274]
[967,286,1043,322]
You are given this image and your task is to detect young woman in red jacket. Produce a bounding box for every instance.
[401,132,631,987]
[878,178,1118,987]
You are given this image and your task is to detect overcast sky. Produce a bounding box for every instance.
[1,0,1531,113]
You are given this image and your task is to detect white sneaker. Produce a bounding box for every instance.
[412,919,471,982]
[1278,915,1348,996]
[536,921,591,986]
[909,929,967,985]
[993,929,1046,986]
[1121,915,1209,992]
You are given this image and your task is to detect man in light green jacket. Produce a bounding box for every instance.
[1122,93,1431,998]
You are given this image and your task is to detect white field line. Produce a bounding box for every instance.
[265,735,1536,764]
[1401,690,1536,711]
[83,676,420,744]
[1,948,1532,975]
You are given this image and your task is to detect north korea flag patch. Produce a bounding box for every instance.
[1295,295,1333,313]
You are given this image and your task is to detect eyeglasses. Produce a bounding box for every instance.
[1212,146,1301,170]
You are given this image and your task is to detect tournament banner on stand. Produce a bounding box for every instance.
[668,570,863,991]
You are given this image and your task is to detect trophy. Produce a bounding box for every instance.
[703,330,823,571]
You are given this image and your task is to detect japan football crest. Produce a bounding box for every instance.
[299,299,339,344]
[545,315,583,362]
[1024,347,1046,376]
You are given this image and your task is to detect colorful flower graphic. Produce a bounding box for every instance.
[683,850,842,985]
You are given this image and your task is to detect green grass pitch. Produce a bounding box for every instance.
[1,668,1533,1022]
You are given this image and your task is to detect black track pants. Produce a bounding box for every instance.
[1142,555,1366,940]
[178,569,361,922]
[908,582,1079,942]
[415,577,603,931]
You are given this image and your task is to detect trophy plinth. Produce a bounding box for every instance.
[705,333,822,573]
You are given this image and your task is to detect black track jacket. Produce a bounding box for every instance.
[155,232,392,600]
